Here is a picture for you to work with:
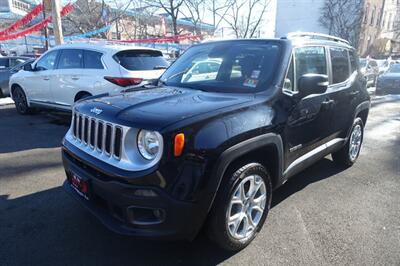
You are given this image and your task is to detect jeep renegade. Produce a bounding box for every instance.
[62,33,370,251]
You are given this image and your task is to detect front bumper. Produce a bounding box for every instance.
[62,144,206,241]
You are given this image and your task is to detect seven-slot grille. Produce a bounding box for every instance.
[72,112,123,159]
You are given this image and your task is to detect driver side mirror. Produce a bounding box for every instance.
[23,63,34,71]
[298,74,328,98]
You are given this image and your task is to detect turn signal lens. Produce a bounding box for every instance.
[174,133,185,157]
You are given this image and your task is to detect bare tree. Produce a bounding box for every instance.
[208,0,234,33]
[319,0,364,47]
[62,0,134,38]
[181,0,205,35]
[145,0,185,36]
[222,0,269,38]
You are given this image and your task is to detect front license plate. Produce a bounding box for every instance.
[70,173,89,200]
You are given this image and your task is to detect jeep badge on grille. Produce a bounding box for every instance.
[90,107,103,115]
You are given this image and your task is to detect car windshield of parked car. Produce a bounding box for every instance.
[160,41,282,93]
[114,50,169,71]
[388,64,400,73]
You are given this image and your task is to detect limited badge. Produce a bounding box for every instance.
[251,70,261,79]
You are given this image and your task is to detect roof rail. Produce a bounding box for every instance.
[286,32,350,45]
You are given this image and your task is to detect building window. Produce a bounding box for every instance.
[370,7,375,26]
[388,13,393,30]
[364,4,370,24]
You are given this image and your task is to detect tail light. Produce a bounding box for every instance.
[104,76,143,87]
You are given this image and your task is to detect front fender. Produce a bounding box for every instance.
[206,133,284,212]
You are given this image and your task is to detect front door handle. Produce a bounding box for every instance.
[71,76,80,80]
[43,77,50,81]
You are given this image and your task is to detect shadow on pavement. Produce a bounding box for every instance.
[0,156,347,265]
[0,106,70,153]
[272,158,346,207]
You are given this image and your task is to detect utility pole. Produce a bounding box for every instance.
[51,0,64,45]
[42,0,49,50]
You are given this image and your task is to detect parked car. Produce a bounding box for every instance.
[61,33,370,251]
[360,58,379,87]
[10,43,169,114]
[376,63,400,95]
[0,59,34,97]
[0,56,30,70]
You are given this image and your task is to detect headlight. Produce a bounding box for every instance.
[137,130,162,160]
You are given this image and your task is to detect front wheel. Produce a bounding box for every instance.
[332,118,364,167]
[12,86,31,115]
[207,163,272,251]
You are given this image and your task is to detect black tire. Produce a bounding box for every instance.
[206,162,272,251]
[332,118,364,167]
[12,86,31,115]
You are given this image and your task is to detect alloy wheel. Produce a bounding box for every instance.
[349,124,362,161]
[226,174,267,240]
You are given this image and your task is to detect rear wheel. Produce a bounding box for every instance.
[207,163,272,251]
[13,86,31,115]
[332,118,364,167]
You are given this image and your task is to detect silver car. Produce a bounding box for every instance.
[0,58,33,97]
[376,63,400,95]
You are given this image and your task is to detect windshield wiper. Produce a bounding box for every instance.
[153,65,167,70]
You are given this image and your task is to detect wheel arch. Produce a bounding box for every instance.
[74,91,92,102]
[207,133,284,212]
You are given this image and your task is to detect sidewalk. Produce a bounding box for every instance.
[0,97,14,106]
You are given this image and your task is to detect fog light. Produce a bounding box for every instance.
[133,189,157,197]
[128,207,165,225]
[153,209,163,219]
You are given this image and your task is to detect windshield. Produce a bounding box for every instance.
[114,50,169,71]
[160,40,282,93]
[388,64,400,73]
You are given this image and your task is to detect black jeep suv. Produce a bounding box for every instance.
[62,33,370,251]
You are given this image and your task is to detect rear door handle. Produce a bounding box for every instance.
[71,76,80,80]
[43,77,50,81]
[349,91,360,97]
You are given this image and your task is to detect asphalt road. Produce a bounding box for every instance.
[0,95,399,266]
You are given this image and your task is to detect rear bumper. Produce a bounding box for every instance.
[62,145,206,241]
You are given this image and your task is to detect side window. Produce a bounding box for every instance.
[58,49,83,69]
[36,51,58,71]
[284,56,295,91]
[349,51,358,73]
[0,58,9,69]
[83,50,104,69]
[330,47,350,84]
[294,46,327,87]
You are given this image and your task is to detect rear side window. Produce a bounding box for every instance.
[58,49,83,69]
[114,50,169,71]
[349,50,358,73]
[330,47,350,84]
[84,50,104,69]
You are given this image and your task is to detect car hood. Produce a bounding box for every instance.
[75,86,254,130]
